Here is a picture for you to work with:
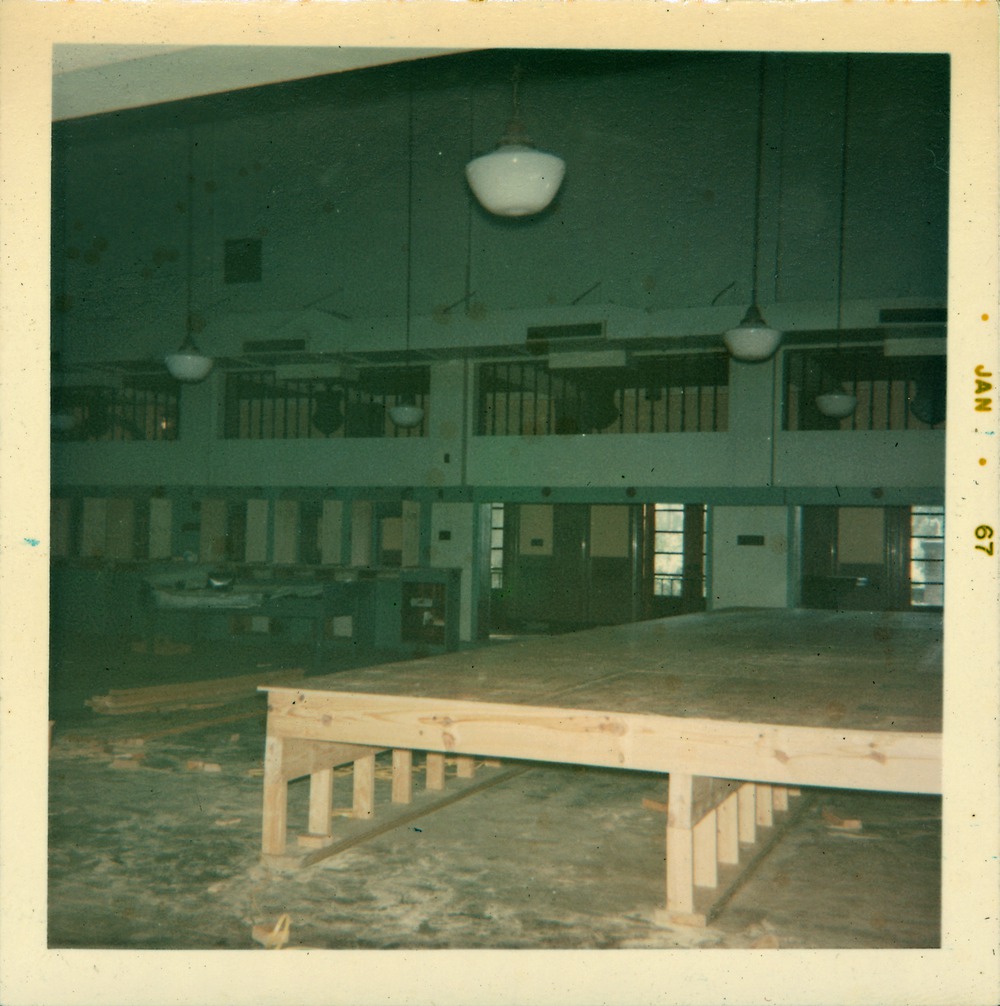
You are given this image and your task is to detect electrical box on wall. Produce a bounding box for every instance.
[737,534,765,546]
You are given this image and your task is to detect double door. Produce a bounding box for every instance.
[498,504,640,631]
[495,503,706,631]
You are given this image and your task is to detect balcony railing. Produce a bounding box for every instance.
[223,368,429,439]
[477,353,729,436]
[783,349,946,432]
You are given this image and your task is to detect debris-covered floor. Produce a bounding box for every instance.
[48,634,941,951]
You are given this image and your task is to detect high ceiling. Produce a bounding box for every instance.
[51,45,461,120]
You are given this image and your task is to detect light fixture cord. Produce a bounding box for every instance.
[749,54,768,306]
[511,64,523,122]
[466,84,475,311]
[186,126,195,338]
[404,77,415,359]
[834,55,852,339]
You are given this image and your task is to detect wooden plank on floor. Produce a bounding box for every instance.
[86,669,306,715]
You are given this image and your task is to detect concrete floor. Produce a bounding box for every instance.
[47,633,941,951]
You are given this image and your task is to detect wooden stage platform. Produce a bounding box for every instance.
[258,609,943,926]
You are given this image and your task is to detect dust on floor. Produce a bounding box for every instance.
[47,705,941,951]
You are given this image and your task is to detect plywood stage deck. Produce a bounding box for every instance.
[259,609,943,924]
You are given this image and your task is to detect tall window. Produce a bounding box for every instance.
[910,504,944,608]
[489,503,505,589]
[651,503,706,599]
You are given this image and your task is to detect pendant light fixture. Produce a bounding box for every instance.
[389,79,425,430]
[724,54,782,363]
[465,65,565,218]
[815,56,858,420]
[166,127,213,382]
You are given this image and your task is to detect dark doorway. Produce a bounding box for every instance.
[800,506,917,611]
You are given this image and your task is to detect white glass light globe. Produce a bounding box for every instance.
[815,391,858,418]
[723,323,782,362]
[165,351,213,382]
[389,403,424,428]
[466,145,565,217]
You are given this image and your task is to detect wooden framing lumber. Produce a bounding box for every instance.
[278,738,383,783]
[773,785,789,812]
[267,760,531,873]
[755,784,774,828]
[425,752,446,791]
[258,611,941,920]
[307,768,334,837]
[264,687,941,794]
[738,783,757,845]
[392,749,413,804]
[716,791,740,865]
[655,789,815,928]
[353,753,376,819]
[262,735,289,856]
[693,811,718,889]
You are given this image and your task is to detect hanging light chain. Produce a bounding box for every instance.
[834,55,853,336]
[749,54,768,305]
[404,77,415,358]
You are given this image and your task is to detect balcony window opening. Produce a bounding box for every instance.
[784,349,946,432]
[51,377,180,442]
[223,367,429,440]
[477,353,728,437]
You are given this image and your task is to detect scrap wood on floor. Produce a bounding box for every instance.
[85,667,306,715]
